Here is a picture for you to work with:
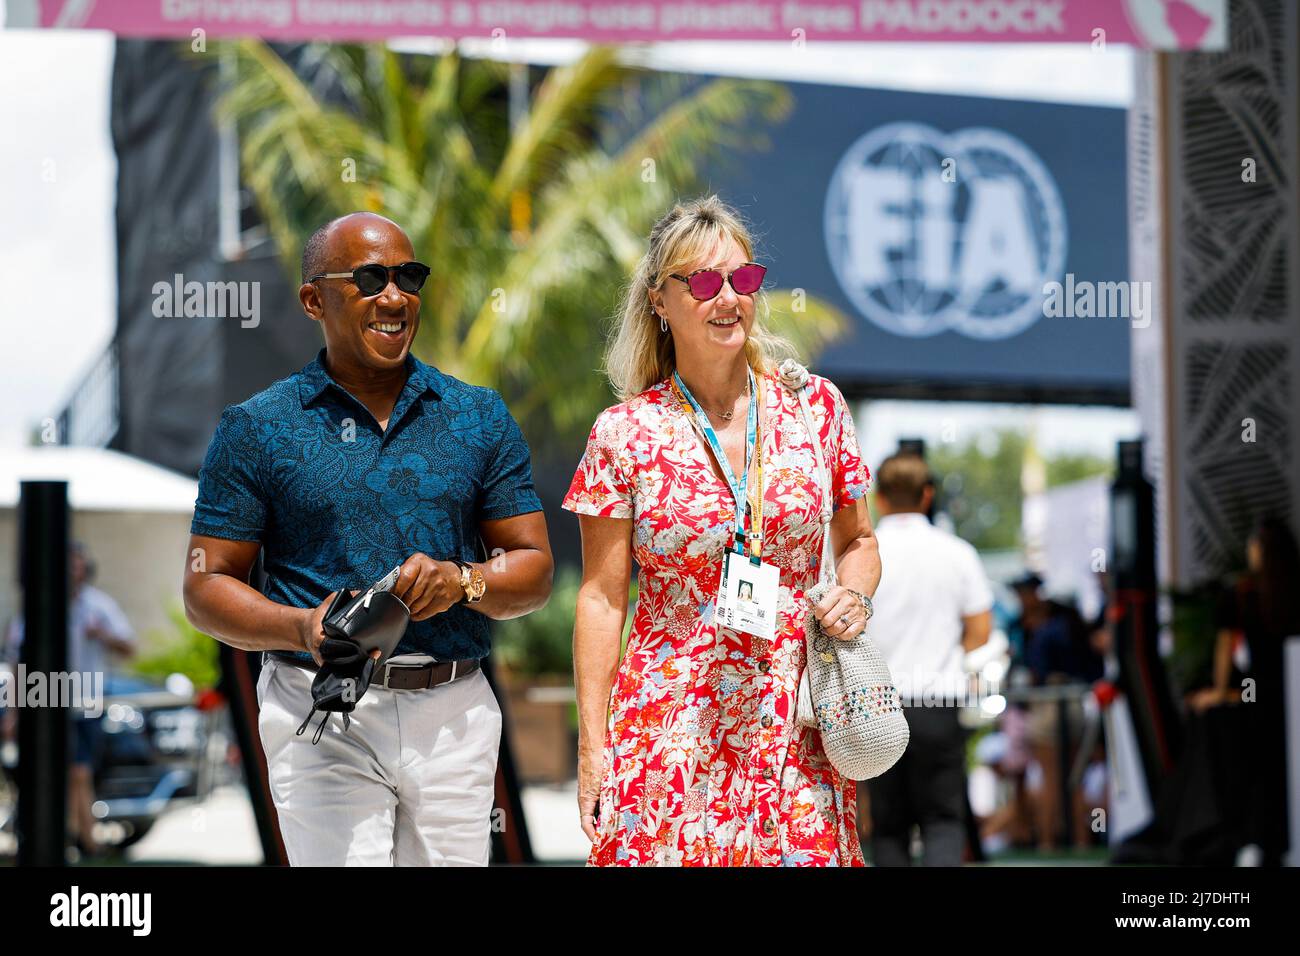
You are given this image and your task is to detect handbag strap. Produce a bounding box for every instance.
[778,362,837,588]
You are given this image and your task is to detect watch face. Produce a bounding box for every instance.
[454,563,473,602]
[465,565,486,602]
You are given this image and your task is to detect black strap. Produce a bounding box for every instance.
[294,705,320,740]
[294,708,349,745]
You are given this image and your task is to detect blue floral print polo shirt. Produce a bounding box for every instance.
[190,348,542,661]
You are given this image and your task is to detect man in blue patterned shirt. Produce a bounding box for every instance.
[182,212,553,866]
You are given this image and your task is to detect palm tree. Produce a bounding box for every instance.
[213,40,846,439]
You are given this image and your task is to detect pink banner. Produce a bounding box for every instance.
[7,0,1226,49]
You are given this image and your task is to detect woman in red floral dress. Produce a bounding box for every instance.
[564,196,882,866]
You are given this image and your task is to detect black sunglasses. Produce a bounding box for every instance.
[669,262,766,301]
[310,261,431,297]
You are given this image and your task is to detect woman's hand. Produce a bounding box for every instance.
[577,740,603,842]
[811,585,869,641]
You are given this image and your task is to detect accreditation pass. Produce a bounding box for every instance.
[716,550,779,641]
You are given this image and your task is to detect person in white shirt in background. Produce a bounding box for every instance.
[5,542,136,856]
[863,453,992,866]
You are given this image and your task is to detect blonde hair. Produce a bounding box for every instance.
[604,195,797,401]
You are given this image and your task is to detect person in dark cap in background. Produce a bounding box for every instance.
[1010,571,1103,850]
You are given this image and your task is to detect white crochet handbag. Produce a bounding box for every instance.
[779,360,910,781]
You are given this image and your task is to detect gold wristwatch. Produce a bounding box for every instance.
[454,560,486,604]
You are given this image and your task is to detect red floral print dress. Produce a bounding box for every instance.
[562,366,872,866]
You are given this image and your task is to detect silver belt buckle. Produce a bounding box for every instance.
[381,654,436,689]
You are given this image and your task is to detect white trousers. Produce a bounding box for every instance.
[256,655,502,866]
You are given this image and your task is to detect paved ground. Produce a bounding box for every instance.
[127,785,261,865]
[124,781,591,865]
[518,781,590,862]
[5,779,1103,866]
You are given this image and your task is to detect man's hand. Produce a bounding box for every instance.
[297,590,344,666]
[296,590,385,667]
[393,553,464,622]
[85,621,135,657]
[85,622,111,644]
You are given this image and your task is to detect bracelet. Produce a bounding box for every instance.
[846,588,873,621]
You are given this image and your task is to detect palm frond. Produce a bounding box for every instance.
[212,41,818,441]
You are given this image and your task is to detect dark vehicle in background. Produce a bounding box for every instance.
[0,665,231,854]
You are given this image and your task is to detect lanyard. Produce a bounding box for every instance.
[671,368,765,564]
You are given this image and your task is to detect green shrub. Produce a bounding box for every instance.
[131,601,221,690]
[492,566,637,677]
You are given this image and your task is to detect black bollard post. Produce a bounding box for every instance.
[1056,694,1073,848]
[1111,440,1181,792]
[16,480,70,867]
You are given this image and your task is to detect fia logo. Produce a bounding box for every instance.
[823,122,1067,340]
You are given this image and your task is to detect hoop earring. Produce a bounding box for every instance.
[659,312,668,334]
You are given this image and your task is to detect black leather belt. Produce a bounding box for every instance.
[267,652,481,690]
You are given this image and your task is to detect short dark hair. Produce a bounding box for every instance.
[876,453,933,509]
[301,219,339,284]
